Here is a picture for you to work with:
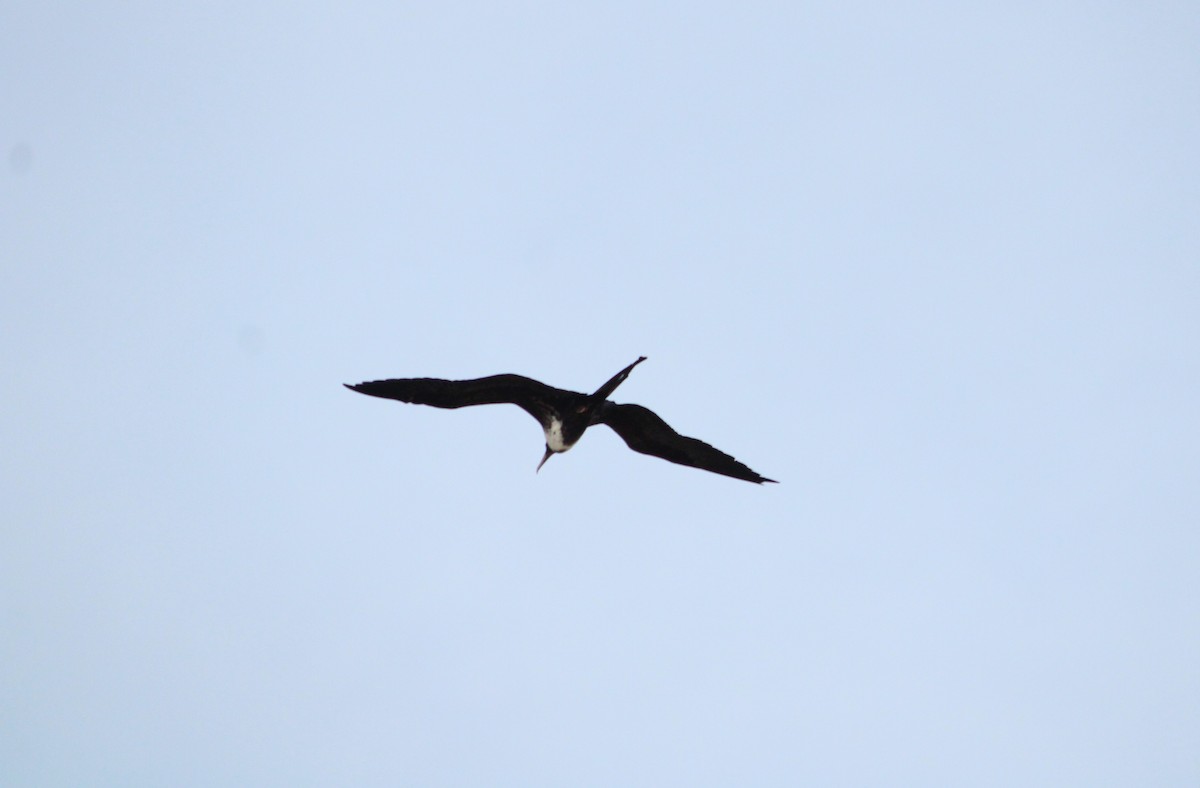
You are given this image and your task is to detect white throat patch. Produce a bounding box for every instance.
[545,418,571,453]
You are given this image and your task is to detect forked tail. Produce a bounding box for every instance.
[590,356,647,402]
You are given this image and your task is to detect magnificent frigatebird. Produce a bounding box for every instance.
[344,356,777,484]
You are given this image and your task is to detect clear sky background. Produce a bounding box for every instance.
[3,2,1198,785]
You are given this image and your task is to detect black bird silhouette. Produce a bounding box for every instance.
[344,356,776,484]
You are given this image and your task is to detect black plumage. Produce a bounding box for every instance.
[345,356,776,484]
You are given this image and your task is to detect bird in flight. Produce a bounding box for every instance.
[344,356,776,484]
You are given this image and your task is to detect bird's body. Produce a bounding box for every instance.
[345,356,776,484]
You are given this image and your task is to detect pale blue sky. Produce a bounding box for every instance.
[3,2,1199,785]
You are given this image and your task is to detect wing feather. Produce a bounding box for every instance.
[344,375,573,428]
[596,403,776,484]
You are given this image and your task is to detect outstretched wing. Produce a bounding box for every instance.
[595,403,777,484]
[344,374,574,428]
